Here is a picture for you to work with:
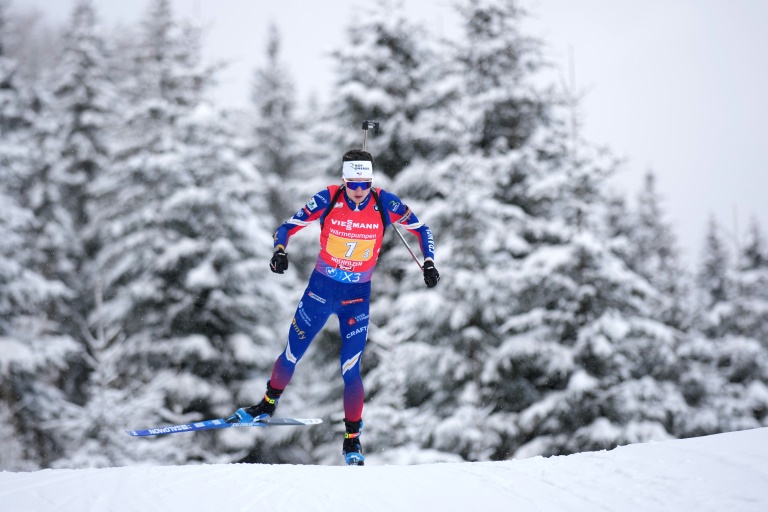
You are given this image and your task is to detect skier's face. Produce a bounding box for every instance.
[343,179,372,203]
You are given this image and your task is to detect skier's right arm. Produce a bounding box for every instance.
[272,189,332,250]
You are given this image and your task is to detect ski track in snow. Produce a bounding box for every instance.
[1,428,767,512]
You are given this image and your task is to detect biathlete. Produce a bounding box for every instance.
[227,148,440,466]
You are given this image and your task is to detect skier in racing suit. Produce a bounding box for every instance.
[227,149,439,465]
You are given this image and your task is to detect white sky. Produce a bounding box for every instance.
[2,426,767,510]
[20,0,768,265]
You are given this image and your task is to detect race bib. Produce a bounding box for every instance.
[326,233,375,261]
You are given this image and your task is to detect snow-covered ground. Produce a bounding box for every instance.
[2,427,767,512]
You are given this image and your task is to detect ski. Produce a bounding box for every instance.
[126,417,322,437]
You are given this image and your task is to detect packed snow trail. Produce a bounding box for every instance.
[1,427,767,512]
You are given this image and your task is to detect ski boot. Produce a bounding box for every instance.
[226,381,283,423]
[343,418,365,466]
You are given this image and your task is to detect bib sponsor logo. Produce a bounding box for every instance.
[347,313,369,326]
[326,268,363,282]
[330,219,380,231]
[345,325,368,339]
[291,317,306,340]
[338,261,354,271]
[299,306,312,326]
[308,291,326,304]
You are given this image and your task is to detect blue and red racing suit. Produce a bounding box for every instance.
[269,185,435,422]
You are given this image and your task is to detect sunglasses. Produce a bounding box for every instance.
[344,180,372,191]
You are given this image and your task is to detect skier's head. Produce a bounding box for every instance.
[342,149,373,202]
[342,149,374,181]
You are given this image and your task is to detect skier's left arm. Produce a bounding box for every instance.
[380,191,435,260]
[381,191,440,287]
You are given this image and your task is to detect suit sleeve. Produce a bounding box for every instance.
[273,190,331,249]
[380,190,436,261]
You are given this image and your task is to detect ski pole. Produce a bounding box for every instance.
[361,120,379,151]
[360,119,423,272]
[393,223,424,271]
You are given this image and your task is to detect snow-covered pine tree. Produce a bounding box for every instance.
[475,9,691,458]
[48,0,114,256]
[726,219,768,426]
[59,102,292,468]
[697,217,733,330]
[724,218,768,342]
[0,0,35,200]
[677,218,768,438]
[503,138,686,458]
[63,0,286,467]
[0,138,78,470]
[478,43,689,458]
[0,0,78,470]
[625,172,692,330]
[23,0,118,407]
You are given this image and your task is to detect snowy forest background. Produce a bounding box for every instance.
[1,0,767,470]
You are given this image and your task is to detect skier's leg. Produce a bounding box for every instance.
[227,273,334,423]
[337,284,370,465]
[270,273,333,389]
[337,286,371,422]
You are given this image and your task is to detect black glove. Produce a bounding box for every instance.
[270,248,289,274]
[423,260,440,288]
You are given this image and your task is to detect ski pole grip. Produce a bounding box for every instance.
[361,120,380,134]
